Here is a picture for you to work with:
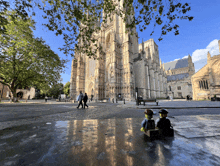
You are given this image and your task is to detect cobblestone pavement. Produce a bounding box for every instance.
[0,102,220,165]
[0,102,220,130]
[116,100,220,109]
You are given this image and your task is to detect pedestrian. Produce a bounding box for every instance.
[155,109,173,137]
[45,96,48,102]
[77,91,84,109]
[83,93,89,108]
[140,109,155,132]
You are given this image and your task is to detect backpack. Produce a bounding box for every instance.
[147,120,155,130]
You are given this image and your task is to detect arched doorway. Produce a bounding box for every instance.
[17,91,23,99]
[88,82,94,100]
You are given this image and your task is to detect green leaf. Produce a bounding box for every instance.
[188,16,193,21]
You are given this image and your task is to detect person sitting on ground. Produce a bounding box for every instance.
[140,109,155,132]
[156,109,172,136]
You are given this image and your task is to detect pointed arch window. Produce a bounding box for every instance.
[199,81,202,89]
[206,80,209,89]
[203,81,206,89]
[169,86,171,91]
[199,80,209,90]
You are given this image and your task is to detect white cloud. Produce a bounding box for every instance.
[182,55,188,59]
[194,59,207,72]
[192,39,219,62]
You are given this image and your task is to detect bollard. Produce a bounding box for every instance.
[124,99,125,104]
[116,99,118,103]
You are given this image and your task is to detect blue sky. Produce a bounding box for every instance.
[32,0,220,85]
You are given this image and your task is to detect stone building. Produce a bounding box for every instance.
[0,82,10,99]
[70,2,167,101]
[0,81,35,100]
[192,47,220,100]
[15,87,36,100]
[164,55,195,98]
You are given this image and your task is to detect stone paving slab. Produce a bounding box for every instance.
[1,115,220,165]
[116,100,220,109]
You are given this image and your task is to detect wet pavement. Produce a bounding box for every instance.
[1,116,220,166]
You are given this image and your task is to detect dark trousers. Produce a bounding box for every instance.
[77,100,83,108]
[83,100,88,108]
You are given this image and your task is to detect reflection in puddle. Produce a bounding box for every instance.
[0,118,220,166]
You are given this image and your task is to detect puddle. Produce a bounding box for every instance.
[0,117,220,165]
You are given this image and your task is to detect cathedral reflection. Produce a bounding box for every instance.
[65,118,174,165]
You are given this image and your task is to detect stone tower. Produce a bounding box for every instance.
[70,0,167,101]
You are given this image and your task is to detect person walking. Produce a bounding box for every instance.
[83,93,89,108]
[77,91,84,109]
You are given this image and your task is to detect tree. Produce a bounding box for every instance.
[64,82,70,97]
[0,10,66,101]
[47,83,64,98]
[2,0,193,59]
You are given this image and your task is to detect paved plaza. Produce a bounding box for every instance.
[0,100,220,165]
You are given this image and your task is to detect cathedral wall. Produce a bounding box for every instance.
[192,54,220,100]
[84,57,96,98]
[134,60,146,98]
[139,39,159,64]
[210,55,220,85]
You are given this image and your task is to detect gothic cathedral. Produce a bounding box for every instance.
[70,2,167,101]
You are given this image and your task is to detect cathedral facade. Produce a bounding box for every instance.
[70,4,167,101]
[192,47,220,100]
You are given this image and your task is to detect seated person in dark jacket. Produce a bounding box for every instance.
[140,109,155,132]
[156,109,173,136]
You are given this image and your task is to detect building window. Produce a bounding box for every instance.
[177,86,181,90]
[199,80,209,90]
[178,92,182,97]
[199,81,202,89]
[169,86,171,91]
[206,80,209,89]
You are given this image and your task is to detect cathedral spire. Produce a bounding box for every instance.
[160,59,162,68]
[188,54,192,63]
[207,51,211,60]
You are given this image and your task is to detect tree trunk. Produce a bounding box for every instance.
[12,90,18,102]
